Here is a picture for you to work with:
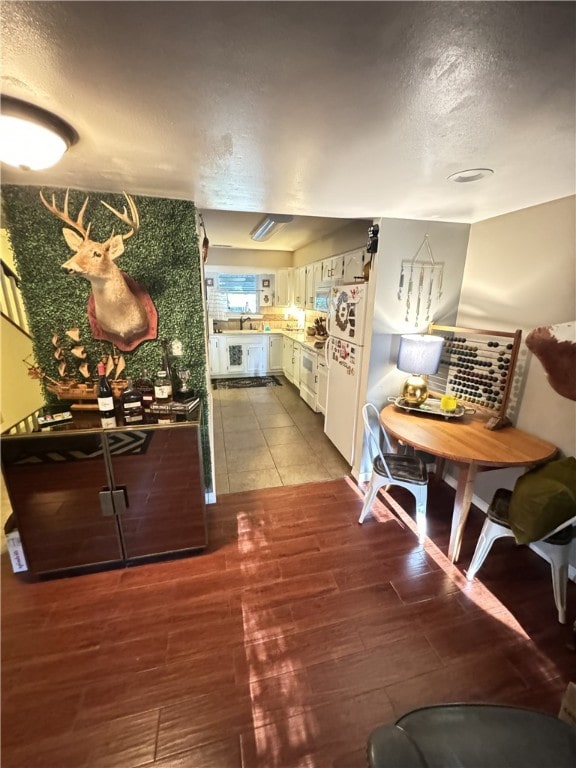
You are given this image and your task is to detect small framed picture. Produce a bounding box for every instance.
[262,279,270,288]
[205,278,214,287]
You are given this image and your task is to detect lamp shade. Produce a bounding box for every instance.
[397,334,443,375]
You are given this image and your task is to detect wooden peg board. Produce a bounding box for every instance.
[427,324,522,421]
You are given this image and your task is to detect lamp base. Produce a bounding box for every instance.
[401,375,429,406]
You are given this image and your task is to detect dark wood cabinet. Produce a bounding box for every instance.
[2,419,207,575]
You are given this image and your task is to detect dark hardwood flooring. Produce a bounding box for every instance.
[2,477,575,768]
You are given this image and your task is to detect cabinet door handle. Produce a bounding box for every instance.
[99,489,114,517]
[112,487,128,515]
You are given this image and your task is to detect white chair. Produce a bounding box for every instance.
[358,402,429,542]
[466,487,576,624]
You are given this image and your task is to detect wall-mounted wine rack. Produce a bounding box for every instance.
[427,324,522,422]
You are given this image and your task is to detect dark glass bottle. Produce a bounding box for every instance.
[97,362,117,428]
[134,369,155,410]
[121,378,144,424]
[154,370,173,404]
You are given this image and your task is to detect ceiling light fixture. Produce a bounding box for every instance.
[0,95,78,171]
[250,214,294,242]
[447,168,494,183]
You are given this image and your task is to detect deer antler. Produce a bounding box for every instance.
[100,193,140,241]
[39,189,91,239]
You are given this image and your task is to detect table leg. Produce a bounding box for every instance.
[448,462,478,563]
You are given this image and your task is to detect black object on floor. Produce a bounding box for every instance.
[212,376,282,389]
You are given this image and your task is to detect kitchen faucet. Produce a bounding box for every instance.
[240,315,252,330]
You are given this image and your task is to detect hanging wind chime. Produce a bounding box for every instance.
[397,234,444,324]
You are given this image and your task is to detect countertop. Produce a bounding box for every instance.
[211,329,325,352]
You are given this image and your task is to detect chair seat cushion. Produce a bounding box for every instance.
[367,703,576,768]
[487,487,513,525]
[488,486,573,545]
[374,454,428,484]
[508,457,576,544]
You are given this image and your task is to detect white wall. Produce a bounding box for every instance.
[206,247,292,269]
[457,195,576,504]
[363,217,471,410]
[354,217,471,478]
[293,221,367,267]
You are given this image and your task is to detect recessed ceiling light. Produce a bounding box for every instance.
[447,168,494,183]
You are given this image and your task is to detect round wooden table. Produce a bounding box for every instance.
[380,404,558,561]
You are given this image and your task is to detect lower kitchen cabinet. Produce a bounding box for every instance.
[208,336,227,375]
[244,339,266,375]
[283,338,302,386]
[268,334,283,372]
[210,333,284,376]
[317,354,328,414]
[1,420,207,576]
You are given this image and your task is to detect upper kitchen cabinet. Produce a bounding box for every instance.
[275,268,293,307]
[342,249,366,283]
[322,255,344,284]
[294,266,307,308]
[306,262,323,309]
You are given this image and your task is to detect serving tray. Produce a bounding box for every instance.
[388,396,475,419]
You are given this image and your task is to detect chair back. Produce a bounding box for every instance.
[362,403,395,476]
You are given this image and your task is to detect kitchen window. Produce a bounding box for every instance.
[217,274,258,313]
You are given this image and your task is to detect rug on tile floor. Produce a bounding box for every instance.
[212,376,283,389]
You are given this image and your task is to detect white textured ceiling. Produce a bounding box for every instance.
[1,1,574,251]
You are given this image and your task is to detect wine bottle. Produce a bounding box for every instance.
[134,368,155,410]
[154,370,173,404]
[121,378,144,424]
[97,362,117,428]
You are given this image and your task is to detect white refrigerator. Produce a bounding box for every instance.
[324,283,369,464]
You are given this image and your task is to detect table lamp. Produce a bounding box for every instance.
[397,334,444,405]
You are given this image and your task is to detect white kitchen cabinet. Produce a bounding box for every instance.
[283,337,302,387]
[342,248,365,283]
[305,261,324,309]
[317,353,328,415]
[268,334,283,371]
[209,336,227,375]
[275,268,292,307]
[245,337,266,375]
[210,334,284,376]
[294,266,307,308]
[321,255,344,284]
[293,341,301,388]
[283,337,294,382]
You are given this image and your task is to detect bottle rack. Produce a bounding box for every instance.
[427,324,522,422]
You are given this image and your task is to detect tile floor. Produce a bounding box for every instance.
[211,376,351,494]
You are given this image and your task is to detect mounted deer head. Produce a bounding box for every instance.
[40,189,157,351]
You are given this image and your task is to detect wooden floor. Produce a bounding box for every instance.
[2,477,575,768]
